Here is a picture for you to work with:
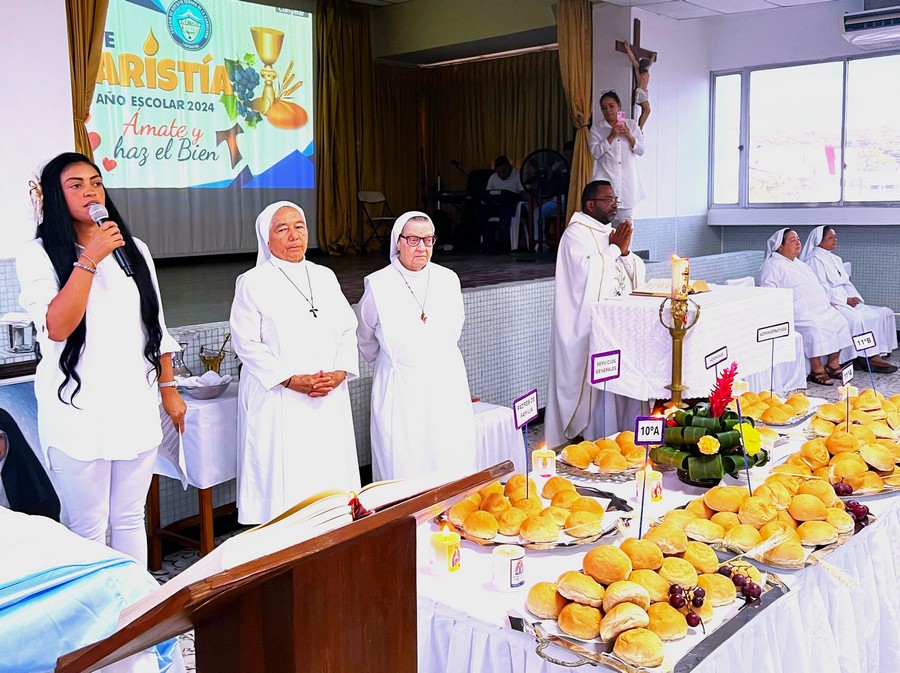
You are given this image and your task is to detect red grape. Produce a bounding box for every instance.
[745,582,762,599]
[693,587,706,599]
[718,566,733,578]
[686,612,701,628]
[732,573,747,587]
[854,521,865,533]
[692,596,704,608]
[670,595,687,609]
[669,584,684,596]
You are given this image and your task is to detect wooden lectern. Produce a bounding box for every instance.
[56,461,514,673]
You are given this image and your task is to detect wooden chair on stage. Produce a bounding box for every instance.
[56,462,513,673]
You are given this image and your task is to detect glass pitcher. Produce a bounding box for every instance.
[171,343,192,378]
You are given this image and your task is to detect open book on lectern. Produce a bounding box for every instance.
[631,278,711,297]
[121,469,462,625]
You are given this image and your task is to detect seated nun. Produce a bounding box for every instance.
[759,228,852,386]
[355,211,477,481]
[801,226,897,374]
[229,201,360,525]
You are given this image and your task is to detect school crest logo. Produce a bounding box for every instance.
[166,0,212,51]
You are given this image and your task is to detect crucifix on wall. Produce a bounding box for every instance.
[616,18,657,130]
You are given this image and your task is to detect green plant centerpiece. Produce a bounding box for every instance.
[649,363,769,487]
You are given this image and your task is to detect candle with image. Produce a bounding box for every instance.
[431,525,461,574]
[671,255,690,299]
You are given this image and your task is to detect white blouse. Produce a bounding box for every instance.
[16,237,180,462]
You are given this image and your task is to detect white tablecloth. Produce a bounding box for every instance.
[155,382,239,489]
[416,414,900,673]
[590,285,796,401]
[473,402,527,474]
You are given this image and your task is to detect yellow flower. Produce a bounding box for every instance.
[737,423,761,456]
[697,435,720,455]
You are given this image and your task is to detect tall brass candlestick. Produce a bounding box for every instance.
[658,295,700,406]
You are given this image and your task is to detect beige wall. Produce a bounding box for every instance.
[370,0,557,59]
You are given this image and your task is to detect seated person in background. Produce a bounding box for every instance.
[759,228,852,386]
[801,226,897,374]
[230,201,360,525]
[483,155,525,253]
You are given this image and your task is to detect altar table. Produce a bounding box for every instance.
[590,285,797,401]
[415,417,900,673]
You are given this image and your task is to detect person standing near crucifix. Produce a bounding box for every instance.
[230,201,360,524]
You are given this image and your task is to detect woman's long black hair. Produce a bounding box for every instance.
[36,152,163,404]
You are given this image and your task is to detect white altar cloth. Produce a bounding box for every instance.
[416,414,900,673]
[589,285,796,401]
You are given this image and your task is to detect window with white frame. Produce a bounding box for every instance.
[710,53,900,207]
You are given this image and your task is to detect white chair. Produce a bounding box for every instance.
[487,201,530,252]
[724,276,756,287]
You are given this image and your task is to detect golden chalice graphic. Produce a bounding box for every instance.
[250,26,285,115]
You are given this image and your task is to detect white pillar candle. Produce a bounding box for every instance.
[671,255,690,299]
[491,544,525,591]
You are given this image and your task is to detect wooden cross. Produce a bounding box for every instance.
[615,19,658,113]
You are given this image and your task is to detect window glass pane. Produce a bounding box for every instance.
[749,62,843,203]
[845,54,900,202]
[712,73,741,204]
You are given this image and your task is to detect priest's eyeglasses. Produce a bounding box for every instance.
[588,196,620,204]
[399,234,437,247]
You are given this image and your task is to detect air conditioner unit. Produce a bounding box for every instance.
[842,5,900,50]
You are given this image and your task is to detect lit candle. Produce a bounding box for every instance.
[431,525,461,573]
[837,385,858,401]
[491,544,525,592]
[635,465,663,502]
[531,443,556,479]
[671,255,690,299]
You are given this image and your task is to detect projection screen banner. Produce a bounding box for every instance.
[88,0,316,255]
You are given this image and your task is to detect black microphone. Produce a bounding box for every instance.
[88,204,134,277]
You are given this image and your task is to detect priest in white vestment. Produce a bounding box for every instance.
[801,226,897,373]
[545,181,647,447]
[230,202,360,524]
[356,211,477,481]
[759,228,851,386]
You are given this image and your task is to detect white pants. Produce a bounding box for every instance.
[48,446,157,566]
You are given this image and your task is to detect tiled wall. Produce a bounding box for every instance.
[719,225,900,328]
[631,215,722,261]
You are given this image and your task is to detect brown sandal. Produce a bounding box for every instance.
[807,371,834,386]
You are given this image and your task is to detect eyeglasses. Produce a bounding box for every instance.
[399,234,437,247]
[588,196,620,205]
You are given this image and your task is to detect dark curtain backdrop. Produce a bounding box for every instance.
[374,49,571,218]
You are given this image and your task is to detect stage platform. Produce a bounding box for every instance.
[155,249,557,325]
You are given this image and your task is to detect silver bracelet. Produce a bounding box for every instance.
[72,261,96,274]
[159,381,178,388]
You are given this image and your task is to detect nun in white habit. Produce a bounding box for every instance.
[801,226,897,373]
[355,211,477,481]
[230,201,360,524]
[759,228,851,386]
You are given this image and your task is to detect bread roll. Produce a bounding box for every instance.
[628,569,671,604]
[583,545,633,585]
[800,439,830,469]
[448,499,478,527]
[761,405,792,425]
[825,430,860,456]
[765,472,803,495]
[550,489,582,509]
[859,443,895,471]
[646,603,688,641]
[684,518,726,544]
[759,520,798,542]
[463,510,499,539]
[526,582,569,619]
[577,439,603,460]
[615,431,636,448]
[599,602,650,642]
[797,479,838,508]
[825,507,854,534]
[797,520,838,546]
[847,424,877,446]
[596,450,628,473]
[868,420,896,440]
[738,495,777,527]
[519,515,559,543]
[681,540,720,574]
[593,437,620,454]
[620,537,664,571]
[757,426,781,445]
[810,416,837,437]
[541,476,576,500]
[703,485,746,513]
[724,524,763,553]
[817,403,846,423]
[512,496,544,517]
[570,496,605,515]
[785,394,811,414]
[697,572,738,606]
[684,498,715,519]
[658,557,699,588]
[603,580,652,613]
[788,493,828,521]
[854,389,881,411]
[541,505,571,528]
[764,540,806,565]
[851,470,884,494]
[561,443,593,469]
[752,482,793,510]
[565,510,604,538]
[623,446,647,468]
[643,522,689,554]
[480,492,511,517]
[503,474,537,501]
[613,628,664,668]
[497,506,528,536]
[557,570,604,608]
[710,511,741,532]
[558,603,603,640]
[662,509,698,530]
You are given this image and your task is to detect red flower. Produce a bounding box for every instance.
[710,361,738,418]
